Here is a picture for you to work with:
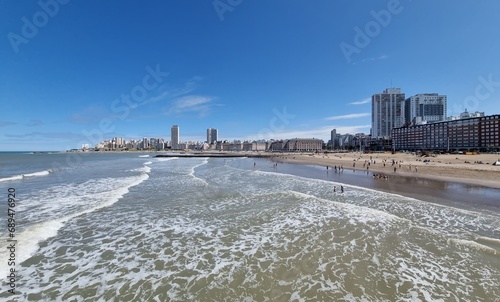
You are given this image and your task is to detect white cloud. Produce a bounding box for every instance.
[141,77,200,105]
[352,54,389,65]
[324,113,370,121]
[176,95,211,108]
[362,54,388,62]
[165,95,215,116]
[349,98,371,105]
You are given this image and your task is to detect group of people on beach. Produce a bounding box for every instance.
[372,173,388,180]
[326,165,344,173]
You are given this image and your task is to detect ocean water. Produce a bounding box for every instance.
[0,152,499,301]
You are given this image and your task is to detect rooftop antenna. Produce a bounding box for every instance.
[390,79,393,88]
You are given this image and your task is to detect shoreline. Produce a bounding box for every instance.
[270,152,500,189]
[253,152,500,213]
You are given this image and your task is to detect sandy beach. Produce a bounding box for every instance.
[270,152,500,189]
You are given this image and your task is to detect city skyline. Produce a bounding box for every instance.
[2,1,500,151]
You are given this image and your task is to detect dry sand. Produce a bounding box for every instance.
[271,152,500,189]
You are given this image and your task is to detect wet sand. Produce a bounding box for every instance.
[271,152,500,189]
[258,153,500,213]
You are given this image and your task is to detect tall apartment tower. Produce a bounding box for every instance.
[207,128,218,145]
[371,88,406,139]
[330,129,337,149]
[142,137,149,149]
[171,125,180,150]
[404,93,447,123]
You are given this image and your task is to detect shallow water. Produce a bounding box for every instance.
[0,153,499,301]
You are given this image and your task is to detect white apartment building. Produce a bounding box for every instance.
[206,128,218,145]
[171,125,180,150]
[405,93,447,124]
[371,88,406,139]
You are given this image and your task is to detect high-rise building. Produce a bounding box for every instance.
[171,125,180,150]
[114,137,124,148]
[371,88,406,139]
[207,128,218,145]
[404,93,447,124]
[330,129,337,149]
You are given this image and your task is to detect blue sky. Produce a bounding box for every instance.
[1,0,500,151]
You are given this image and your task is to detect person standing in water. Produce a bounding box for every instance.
[340,186,344,193]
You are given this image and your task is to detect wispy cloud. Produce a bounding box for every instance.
[141,76,200,105]
[349,98,371,105]
[69,106,109,124]
[324,113,370,121]
[352,54,389,65]
[5,131,86,141]
[26,119,44,127]
[68,76,204,125]
[165,95,217,117]
[0,121,16,127]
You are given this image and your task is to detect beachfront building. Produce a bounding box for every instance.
[269,140,286,152]
[125,139,140,150]
[207,128,218,145]
[404,93,447,124]
[392,114,500,151]
[240,141,267,151]
[216,140,243,151]
[371,88,406,139]
[352,133,371,151]
[176,142,188,149]
[448,109,485,121]
[171,125,180,150]
[269,138,323,152]
[338,134,354,149]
